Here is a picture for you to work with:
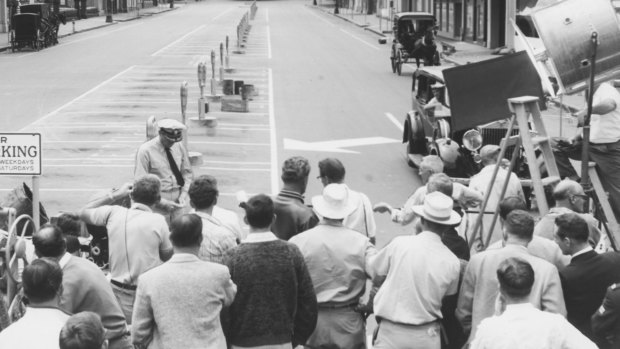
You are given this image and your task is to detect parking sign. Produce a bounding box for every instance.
[0,133,42,175]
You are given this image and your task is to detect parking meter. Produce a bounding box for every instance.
[180,81,189,149]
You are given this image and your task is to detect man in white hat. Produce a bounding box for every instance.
[424,82,450,118]
[290,183,377,349]
[135,118,193,222]
[369,191,461,349]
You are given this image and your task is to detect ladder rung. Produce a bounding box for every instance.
[541,176,561,186]
[531,136,549,146]
[500,135,521,148]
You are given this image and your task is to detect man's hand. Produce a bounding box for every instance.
[117,182,133,197]
[373,202,394,214]
[160,198,183,210]
[178,191,189,207]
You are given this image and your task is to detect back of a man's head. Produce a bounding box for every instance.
[241,194,274,229]
[131,174,161,206]
[23,257,63,304]
[552,179,583,201]
[281,156,311,184]
[169,214,203,248]
[426,173,453,197]
[497,257,535,300]
[188,175,218,210]
[33,224,67,258]
[555,212,589,243]
[56,213,82,237]
[318,158,346,183]
[499,196,528,221]
[420,155,444,174]
[60,312,107,349]
[504,210,534,241]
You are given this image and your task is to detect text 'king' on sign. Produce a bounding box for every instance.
[0,133,42,176]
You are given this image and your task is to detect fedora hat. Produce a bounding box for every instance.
[312,184,358,220]
[411,191,461,225]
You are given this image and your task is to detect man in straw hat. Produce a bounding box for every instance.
[135,118,193,222]
[369,191,461,349]
[290,183,377,349]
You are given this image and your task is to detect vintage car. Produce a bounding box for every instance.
[403,65,518,178]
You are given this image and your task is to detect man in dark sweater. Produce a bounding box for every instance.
[555,212,620,344]
[224,194,318,348]
[271,156,319,240]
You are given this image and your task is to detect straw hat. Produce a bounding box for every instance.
[412,191,461,225]
[312,184,358,220]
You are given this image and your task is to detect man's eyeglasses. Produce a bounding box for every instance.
[570,194,589,201]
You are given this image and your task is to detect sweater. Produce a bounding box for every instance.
[224,240,318,347]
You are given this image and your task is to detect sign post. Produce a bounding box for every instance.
[0,133,42,231]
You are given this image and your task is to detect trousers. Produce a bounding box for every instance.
[551,137,620,221]
[111,283,136,324]
[373,319,440,349]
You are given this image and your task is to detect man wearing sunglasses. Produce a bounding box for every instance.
[135,118,193,222]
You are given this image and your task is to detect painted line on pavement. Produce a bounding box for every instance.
[44,158,270,165]
[0,188,241,196]
[211,7,234,20]
[42,140,270,146]
[151,25,206,56]
[340,29,379,50]
[266,26,272,59]
[265,8,269,22]
[304,6,335,26]
[199,167,270,172]
[21,65,136,131]
[385,112,403,131]
[268,68,278,195]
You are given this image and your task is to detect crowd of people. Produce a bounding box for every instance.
[2,101,620,349]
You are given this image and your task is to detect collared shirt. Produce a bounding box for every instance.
[572,246,594,259]
[212,205,246,241]
[591,82,620,144]
[487,236,569,270]
[81,203,171,285]
[242,231,279,243]
[193,211,237,264]
[135,136,193,193]
[391,183,481,225]
[370,231,460,325]
[342,185,376,238]
[470,303,597,349]
[0,307,70,349]
[469,165,525,212]
[289,222,376,305]
[272,190,318,240]
[534,207,602,249]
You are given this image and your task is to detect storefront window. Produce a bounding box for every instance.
[464,0,474,41]
[476,0,486,43]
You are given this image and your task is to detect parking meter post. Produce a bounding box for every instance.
[219,42,224,81]
[180,81,189,149]
[32,176,40,232]
[197,63,207,120]
[225,36,230,68]
[210,50,217,95]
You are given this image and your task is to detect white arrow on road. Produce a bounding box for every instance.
[283,137,400,154]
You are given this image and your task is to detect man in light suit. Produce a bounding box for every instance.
[132,214,237,349]
[456,210,566,344]
[554,212,620,345]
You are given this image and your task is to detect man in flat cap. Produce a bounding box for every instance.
[135,118,193,222]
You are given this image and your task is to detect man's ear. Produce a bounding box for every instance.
[102,339,109,349]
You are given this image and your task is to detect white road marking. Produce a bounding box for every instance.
[385,112,404,131]
[0,188,241,196]
[283,137,400,153]
[304,6,335,26]
[211,7,234,20]
[266,26,272,59]
[42,140,270,146]
[265,8,269,22]
[199,167,270,172]
[339,29,379,50]
[21,65,136,131]
[268,68,278,195]
[151,25,206,56]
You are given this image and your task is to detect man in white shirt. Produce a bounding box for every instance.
[317,158,377,243]
[470,257,596,349]
[551,82,620,221]
[79,174,173,323]
[0,258,70,349]
[370,191,462,349]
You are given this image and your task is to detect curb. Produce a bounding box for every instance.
[311,5,386,37]
[0,6,176,52]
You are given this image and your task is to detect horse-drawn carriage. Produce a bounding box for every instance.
[10,3,65,52]
[390,12,441,75]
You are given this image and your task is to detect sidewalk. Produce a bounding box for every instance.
[0,3,180,52]
[313,4,496,66]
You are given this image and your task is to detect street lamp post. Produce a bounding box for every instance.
[105,0,113,22]
[334,0,339,14]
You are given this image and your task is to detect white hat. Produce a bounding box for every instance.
[411,191,461,225]
[157,118,186,131]
[312,184,358,220]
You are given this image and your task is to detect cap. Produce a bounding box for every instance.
[157,119,186,142]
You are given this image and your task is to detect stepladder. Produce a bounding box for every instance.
[470,96,561,250]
